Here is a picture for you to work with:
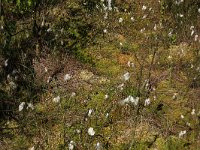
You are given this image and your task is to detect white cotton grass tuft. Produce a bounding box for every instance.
[88,109,93,117]
[96,142,101,150]
[190,26,194,30]
[64,74,72,81]
[191,30,194,36]
[19,102,26,111]
[117,83,124,90]
[47,28,52,32]
[71,92,76,97]
[88,127,95,136]
[9,81,17,89]
[154,24,157,31]
[131,17,135,21]
[175,0,184,5]
[105,113,109,118]
[191,109,195,115]
[142,14,147,19]
[140,28,145,33]
[179,14,184,18]
[4,59,8,67]
[123,72,130,81]
[27,103,34,110]
[190,64,194,69]
[68,141,75,150]
[120,96,139,106]
[181,115,184,119]
[119,18,123,23]
[76,129,81,134]
[142,5,147,10]
[44,67,48,72]
[105,94,109,99]
[168,31,173,37]
[168,55,172,60]
[194,35,198,41]
[7,74,11,80]
[127,61,135,68]
[103,29,107,33]
[28,146,35,150]
[104,12,108,19]
[198,8,200,13]
[53,96,60,103]
[61,28,64,33]
[47,76,52,83]
[12,69,17,74]
[179,130,186,138]
[172,93,178,99]
[41,20,45,27]
[159,22,163,28]
[114,7,119,12]
[144,98,151,106]
[186,122,191,127]
[107,0,112,10]
[103,4,108,11]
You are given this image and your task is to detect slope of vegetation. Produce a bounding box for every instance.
[1,0,200,149]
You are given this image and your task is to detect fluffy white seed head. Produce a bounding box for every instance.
[179,130,186,138]
[88,127,95,136]
[19,102,25,111]
[64,74,72,81]
[142,5,147,10]
[53,96,60,103]
[144,98,151,106]
[119,18,123,23]
[123,72,130,81]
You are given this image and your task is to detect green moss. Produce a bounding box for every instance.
[120,42,140,54]
[12,135,30,150]
[75,49,95,65]
[166,136,186,150]
[88,91,105,109]
[154,137,168,150]
[2,0,200,149]
[35,103,46,114]
[96,58,122,77]
[122,84,139,97]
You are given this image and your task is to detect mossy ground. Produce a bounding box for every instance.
[1,0,200,149]
[3,40,200,149]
